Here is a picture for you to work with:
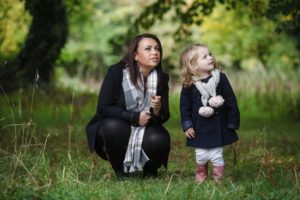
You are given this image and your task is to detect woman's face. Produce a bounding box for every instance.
[134,38,161,73]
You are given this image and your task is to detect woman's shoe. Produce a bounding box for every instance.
[143,160,160,178]
[105,148,126,177]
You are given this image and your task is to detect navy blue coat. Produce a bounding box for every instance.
[86,61,170,152]
[180,72,239,148]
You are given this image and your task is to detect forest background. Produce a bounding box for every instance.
[0,0,299,199]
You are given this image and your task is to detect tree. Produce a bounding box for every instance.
[265,0,300,59]
[195,2,298,71]
[111,0,298,75]
[127,0,300,53]
[0,0,68,90]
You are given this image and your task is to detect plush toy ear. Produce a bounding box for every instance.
[208,95,224,108]
[199,106,214,117]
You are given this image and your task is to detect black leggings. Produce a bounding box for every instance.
[94,118,170,176]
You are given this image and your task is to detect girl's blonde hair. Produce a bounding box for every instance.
[179,43,219,88]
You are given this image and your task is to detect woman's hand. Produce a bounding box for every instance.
[139,111,151,126]
[150,96,161,116]
[184,128,195,139]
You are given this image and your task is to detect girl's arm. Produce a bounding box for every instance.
[180,86,194,131]
[221,73,240,130]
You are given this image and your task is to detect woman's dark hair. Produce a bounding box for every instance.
[122,33,163,91]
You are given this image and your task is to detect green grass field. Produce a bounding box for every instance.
[0,86,300,200]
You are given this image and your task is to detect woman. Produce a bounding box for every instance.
[86,33,170,177]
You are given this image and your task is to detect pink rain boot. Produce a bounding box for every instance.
[195,163,208,183]
[212,165,224,183]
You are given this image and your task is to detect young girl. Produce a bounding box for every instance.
[179,44,240,183]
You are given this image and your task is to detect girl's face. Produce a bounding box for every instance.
[192,47,214,74]
[134,38,161,72]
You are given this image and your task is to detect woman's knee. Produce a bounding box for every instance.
[144,125,170,143]
[142,125,170,158]
[99,118,131,148]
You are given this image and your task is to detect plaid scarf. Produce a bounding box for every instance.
[122,68,158,173]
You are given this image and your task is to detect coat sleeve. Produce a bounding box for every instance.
[97,66,140,126]
[180,86,194,132]
[151,73,170,125]
[221,73,240,130]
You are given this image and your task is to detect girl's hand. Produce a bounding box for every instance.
[150,96,161,116]
[184,128,195,139]
[139,111,151,126]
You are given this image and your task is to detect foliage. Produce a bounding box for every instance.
[0,0,299,90]
[56,0,155,80]
[0,1,299,198]
[198,2,299,71]
[265,0,300,61]
[123,0,300,75]
[54,0,300,81]
[0,0,31,58]
[131,0,300,43]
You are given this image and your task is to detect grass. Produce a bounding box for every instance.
[0,78,300,199]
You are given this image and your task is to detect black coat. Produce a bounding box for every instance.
[180,72,240,148]
[86,61,170,152]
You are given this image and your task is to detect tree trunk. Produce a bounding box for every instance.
[21,0,68,82]
[0,0,68,90]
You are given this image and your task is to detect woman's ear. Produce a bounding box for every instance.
[134,52,138,61]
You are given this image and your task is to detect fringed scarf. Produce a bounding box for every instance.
[122,68,157,172]
[192,69,224,117]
